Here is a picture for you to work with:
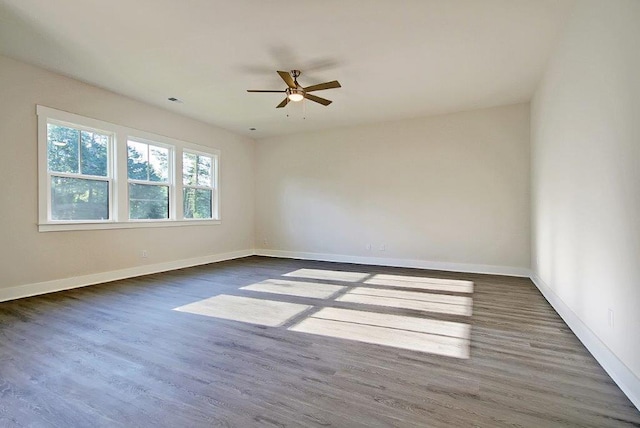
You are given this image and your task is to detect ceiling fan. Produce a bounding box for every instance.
[247,70,341,108]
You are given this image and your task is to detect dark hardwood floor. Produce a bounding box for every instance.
[1,256,638,427]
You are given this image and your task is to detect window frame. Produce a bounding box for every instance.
[45,118,114,223]
[182,148,219,221]
[126,137,175,222]
[37,105,221,232]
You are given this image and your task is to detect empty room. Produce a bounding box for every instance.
[0,0,639,426]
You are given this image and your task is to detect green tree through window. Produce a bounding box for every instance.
[183,152,214,219]
[47,124,110,220]
[127,140,170,219]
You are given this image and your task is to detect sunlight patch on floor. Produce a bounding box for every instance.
[173,268,474,359]
[241,279,345,299]
[337,287,472,316]
[311,307,470,338]
[365,274,474,293]
[173,295,311,327]
[283,268,370,282]
[290,308,470,359]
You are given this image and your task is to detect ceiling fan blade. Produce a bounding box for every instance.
[276,97,289,108]
[304,80,341,92]
[247,90,286,93]
[277,71,297,88]
[305,93,332,106]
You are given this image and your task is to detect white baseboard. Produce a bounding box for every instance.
[0,249,254,303]
[0,248,527,303]
[255,249,531,277]
[530,273,640,410]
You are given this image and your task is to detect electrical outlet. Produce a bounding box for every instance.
[379,244,386,251]
[366,244,372,251]
[141,250,148,258]
[262,238,268,246]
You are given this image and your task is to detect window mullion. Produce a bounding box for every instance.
[128,179,169,186]
[175,148,184,220]
[77,129,82,175]
[146,144,151,182]
[115,130,129,222]
[49,171,110,181]
[185,185,214,191]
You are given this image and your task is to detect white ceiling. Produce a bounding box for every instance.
[0,0,575,138]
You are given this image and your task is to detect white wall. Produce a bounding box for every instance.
[256,103,530,273]
[0,55,255,291]
[531,0,640,404]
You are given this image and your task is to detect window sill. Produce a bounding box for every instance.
[38,219,221,232]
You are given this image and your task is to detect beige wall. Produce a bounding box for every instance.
[531,0,640,382]
[0,55,255,289]
[255,103,531,271]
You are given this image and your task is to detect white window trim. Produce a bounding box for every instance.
[45,119,115,223]
[182,148,219,220]
[37,105,221,232]
[126,137,175,221]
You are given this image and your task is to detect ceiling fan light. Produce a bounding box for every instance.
[287,87,304,102]
[288,93,304,102]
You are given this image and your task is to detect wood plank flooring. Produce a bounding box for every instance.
[1,256,638,427]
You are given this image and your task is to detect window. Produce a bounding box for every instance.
[37,106,220,231]
[46,122,112,221]
[127,140,171,220]
[183,151,217,219]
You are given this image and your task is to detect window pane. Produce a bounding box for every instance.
[197,155,212,186]
[48,124,79,174]
[51,176,109,220]
[129,183,169,219]
[183,152,197,186]
[127,140,149,180]
[149,145,169,182]
[81,131,108,177]
[183,188,212,219]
